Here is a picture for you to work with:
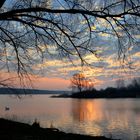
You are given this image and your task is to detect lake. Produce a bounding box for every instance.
[0,94,140,140]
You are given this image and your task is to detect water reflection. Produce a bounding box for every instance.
[1,95,140,139]
[71,99,103,122]
[71,99,140,139]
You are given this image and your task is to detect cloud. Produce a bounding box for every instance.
[29,36,140,89]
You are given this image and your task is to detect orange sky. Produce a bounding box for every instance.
[1,0,140,91]
[0,71,70,90]
[0,48,140,90]
[33,77,70,90]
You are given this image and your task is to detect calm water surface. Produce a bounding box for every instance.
[0,94,140,140]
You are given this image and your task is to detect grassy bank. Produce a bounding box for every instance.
[0,118,116,140]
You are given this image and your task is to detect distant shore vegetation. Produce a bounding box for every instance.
[55,77,140,99]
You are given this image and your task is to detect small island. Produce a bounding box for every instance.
[53,77,140,99]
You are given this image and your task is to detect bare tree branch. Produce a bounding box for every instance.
[0,0,6,8]
[0,0,139,87]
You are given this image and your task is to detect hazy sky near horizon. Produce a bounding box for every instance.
[1,0,140,90]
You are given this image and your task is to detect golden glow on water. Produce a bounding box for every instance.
[70,99,140,139]
[0,95,140,140]
[72,100,104,122]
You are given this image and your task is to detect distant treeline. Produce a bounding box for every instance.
[0,88,67,95]
[66,78,140,98]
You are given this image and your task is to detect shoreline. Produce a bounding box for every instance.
[51,94,140,99]
[0,118,117,140]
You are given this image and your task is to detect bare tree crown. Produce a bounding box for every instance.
[0,0,139,84]
[70,73,94,92]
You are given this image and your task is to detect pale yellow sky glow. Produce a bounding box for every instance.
[0,46,139,90]
[0,25,139,91]
[0,0,139,92]
[26,46,140,90]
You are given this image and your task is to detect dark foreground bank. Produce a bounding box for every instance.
[0,118,117,140]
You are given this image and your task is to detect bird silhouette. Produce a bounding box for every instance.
[5,106,10,111]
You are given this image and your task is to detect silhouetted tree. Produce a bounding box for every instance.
[131,78,140,88]
[70,73,94,92]
[116,79,125,89]
[0,0,140,87]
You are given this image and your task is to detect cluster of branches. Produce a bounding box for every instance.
[70,73,94,92]
[116,77,140,89]
[0,0,139,87]
[71,77,140,98]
